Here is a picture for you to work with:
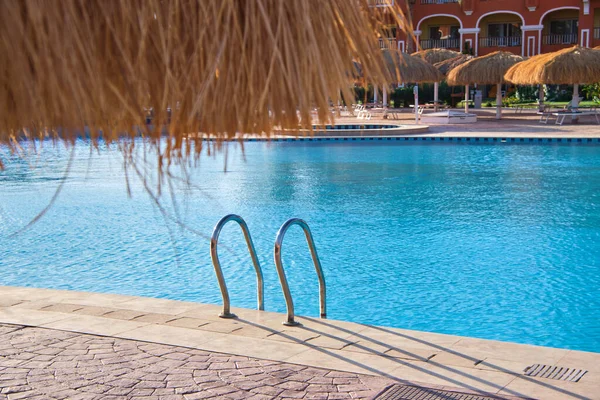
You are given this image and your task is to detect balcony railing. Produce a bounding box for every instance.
[420,38,460,50]
[379,38,398,50]
[594,27,600,39]
[420,0,459,4]
[543,33,578,45]
[479,36,522,48]
[367,0,394,6]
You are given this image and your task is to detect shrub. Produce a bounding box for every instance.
[502,94,521,107]
[390,85,414,108]
[354,85,366,103]
[515,85,537,102]
[462,41,474,55]
[545,85,573,102]
[582,83,600,103]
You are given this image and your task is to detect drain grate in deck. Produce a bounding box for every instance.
[523,364,587,382]
[373,384,508,400]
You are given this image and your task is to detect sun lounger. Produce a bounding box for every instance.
[353,105,372,120]
[384,109,404,120]
[552,111,600,125]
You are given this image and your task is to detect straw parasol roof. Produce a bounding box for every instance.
[447,51,524,85]
[412,49,462,65]
[0,0,409,169]
[382,49,443,83]
[505,46,600,85]
[434,54,475,77]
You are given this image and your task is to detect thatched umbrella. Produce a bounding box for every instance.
[382,49,443,83]
[505,46,600,109]
[412,49,461,110]
[448,51,524,119]
[434,55,474,109]
[0,0,409,173]
[434,54,475,76]
[380,49,442,122]
[352,51,441,106]
[412,48,462,65]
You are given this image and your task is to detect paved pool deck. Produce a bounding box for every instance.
[336,108,600,139]
[0,287,598,400]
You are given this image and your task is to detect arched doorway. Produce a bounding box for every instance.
[540,7,580,53]
[416,15,463,51]
[476,12,525,56]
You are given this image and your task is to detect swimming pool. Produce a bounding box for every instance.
[1,140,599,352]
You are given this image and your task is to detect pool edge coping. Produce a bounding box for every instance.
[1,286,598,399]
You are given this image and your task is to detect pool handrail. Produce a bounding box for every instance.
[210,214,264,318]
[274,218,326,326]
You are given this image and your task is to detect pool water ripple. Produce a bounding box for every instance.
[0,140,599,352]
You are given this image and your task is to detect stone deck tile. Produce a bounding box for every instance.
[72,306,120,317]
[2,312,74,333]
[556,350,600,373]
[132,313,179,325]
[164,318,211,330]
[41,315,148,337]
[103,310,147,321]
[40,304,85,313]
[498,376,600,400]
[0,324,389,399]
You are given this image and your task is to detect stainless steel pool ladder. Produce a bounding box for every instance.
[210,214,264,318]
[274,218,326,326]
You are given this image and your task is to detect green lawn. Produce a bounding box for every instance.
[456,100,599,108]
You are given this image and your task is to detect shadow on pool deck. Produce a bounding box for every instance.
[233,317,588,400]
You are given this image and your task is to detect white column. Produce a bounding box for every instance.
[572,84,580,109]
[434,82,439,112]
[464,85,470,114]
[572,84,580,122]
[383,86,388,107]
[373,85,379,104]
[496,83,502,119]
[414,85,419,124]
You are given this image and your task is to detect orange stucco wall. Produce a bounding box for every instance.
[396,0,600,54]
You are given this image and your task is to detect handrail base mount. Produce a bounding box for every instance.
[219,312,237,319]
[283,320,301,327]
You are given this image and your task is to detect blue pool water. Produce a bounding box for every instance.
[1,140,599,352]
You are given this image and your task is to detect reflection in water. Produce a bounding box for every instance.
[1,140,599,352]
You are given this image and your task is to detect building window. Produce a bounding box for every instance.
[421,24,460,49]
[483,22,521,47]
[550,19,578,35]
[429,27,442,40]
[488,23,521,38]
[449,26,460,39]
[428,25,460,40]
[383,25,397,39]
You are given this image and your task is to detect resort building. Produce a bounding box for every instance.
[371,0,600,56]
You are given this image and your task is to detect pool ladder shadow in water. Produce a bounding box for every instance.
[210,214,326,327]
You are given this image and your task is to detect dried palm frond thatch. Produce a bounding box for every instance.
[447,51,524,85]
[504,46,600,85]
[447,51,523,119]
[434,54,474,77]
[412,48,462,65]
[382,50,443,83]
[0,0,410,168]
[412,48,461,111]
